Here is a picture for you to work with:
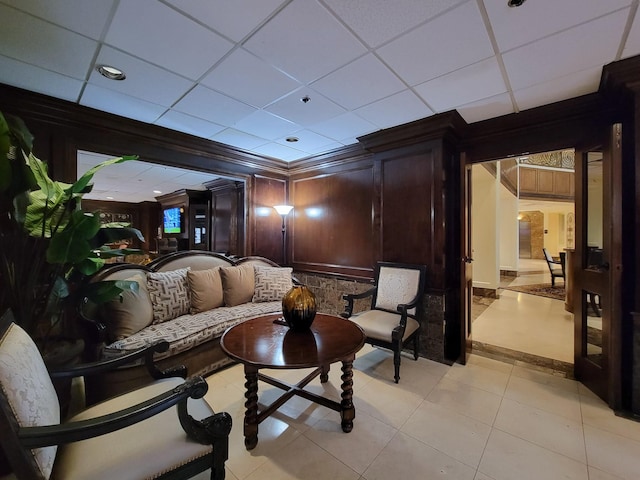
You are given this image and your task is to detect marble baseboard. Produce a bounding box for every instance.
[471,340,574,378]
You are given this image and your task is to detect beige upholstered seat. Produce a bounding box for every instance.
[0,312,231,480]
[341,262,426,383]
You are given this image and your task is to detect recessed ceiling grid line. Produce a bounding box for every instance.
[616,0,639,60]
[476,0,518,113]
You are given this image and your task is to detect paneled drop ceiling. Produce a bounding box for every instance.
[2,0,640,200]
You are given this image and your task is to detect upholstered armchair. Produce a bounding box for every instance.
[341,262,427,383]
[0,312,232,480]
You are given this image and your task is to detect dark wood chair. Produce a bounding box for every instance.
[341,262,426,383]
[0,311,232,480]
[542,248,565,287]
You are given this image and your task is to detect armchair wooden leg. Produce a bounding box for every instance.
[393,346,401,384]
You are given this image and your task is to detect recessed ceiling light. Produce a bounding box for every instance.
[96,64,126,80]
[106,196,114,200]
[153,190,162,194]
[285,137,299,143]
[507,0,526,7]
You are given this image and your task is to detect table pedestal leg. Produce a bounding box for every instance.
[340,358,355,433]
[244,366,259,450]
[320,364,330,383]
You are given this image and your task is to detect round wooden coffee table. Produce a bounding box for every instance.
[220,313,365,450]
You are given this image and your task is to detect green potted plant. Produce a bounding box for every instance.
[0,110,143,356]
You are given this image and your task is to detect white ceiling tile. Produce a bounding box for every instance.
[513,66,602,112]
[233,110,298,140]
[323,0,466,48]
[155,110,225,139]
[252,142,307,161]
[355,90,433,129]
[105,0,233,80]
[0,5,98,79]
[243,0,367,83]
[456,92,514,124]
[173,85,257,126]
[376,1,493,86]
[414,57,506,112]
[622,7,640,59]
[310,112,379,142]
[0,55,83,102]
[311,54,406,110]
[275,130,335,151]
[200,48,300,108]
[89,46,194,107]
[503,9,629,91]
[166,0,287,42]
[210,129,270,150]
[80,84,167,123]
[485,0,632,53]
[0,0,117,40]
[305,141,345,155]
[266,88,345,127]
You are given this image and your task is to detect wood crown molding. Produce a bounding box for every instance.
[0,83,290,177]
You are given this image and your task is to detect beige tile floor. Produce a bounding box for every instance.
[473,259,574,363]
[191,344,640,480]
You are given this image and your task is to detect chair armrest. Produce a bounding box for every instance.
[18,377,218,448]
[48,340,186,381]
[340,287,377,318]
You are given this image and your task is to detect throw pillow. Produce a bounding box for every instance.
[146,267,191,323]
[187,267,224,314]
[219,263,255,307]
[102,273,154,342]
[252,265,293,302]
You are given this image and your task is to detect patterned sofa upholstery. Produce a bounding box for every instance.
[81,251,291,404]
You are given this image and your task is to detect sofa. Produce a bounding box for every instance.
[81,251,294,404]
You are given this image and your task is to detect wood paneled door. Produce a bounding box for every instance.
[573,124,623,408]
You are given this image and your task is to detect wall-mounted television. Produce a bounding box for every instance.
[163,206,183,234]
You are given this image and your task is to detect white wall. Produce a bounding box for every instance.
[499,174,519,272]
[472,165,499,291]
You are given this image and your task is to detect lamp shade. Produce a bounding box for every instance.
[273,205,294,216]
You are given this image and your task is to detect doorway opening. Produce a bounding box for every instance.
[470,149,575,376]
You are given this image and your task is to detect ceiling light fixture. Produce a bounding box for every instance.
[96,64,126,80]
[285,137,299,143]
[153,190,162,194]
[507,0,526,7]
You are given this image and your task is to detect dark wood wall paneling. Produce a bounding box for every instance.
[291,161,376,278]
[251,176,287,264]
[0,83,287,260]
[205,180,244,255]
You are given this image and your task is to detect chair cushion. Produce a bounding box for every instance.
[252,265,292,302]
[102,273,153,341]
[375,266,421,315]
[147,268,191,323]
[187,267,224,313]
[52,378,214,480]
[349,310,419,343]
[0,323,60,479]
[219,263,255,307]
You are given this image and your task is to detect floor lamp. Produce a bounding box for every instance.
[273,205,293,265]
